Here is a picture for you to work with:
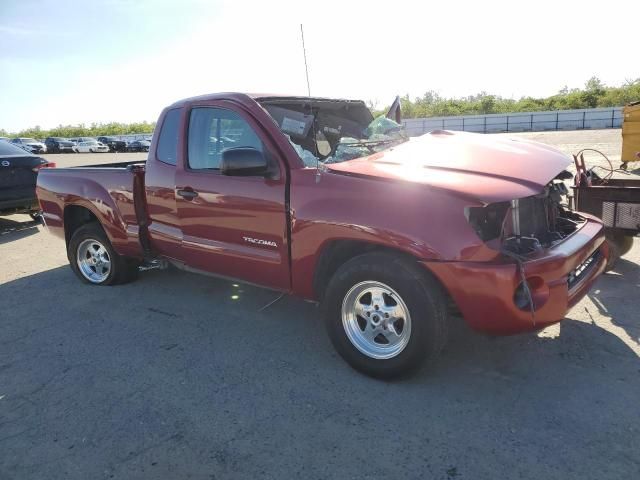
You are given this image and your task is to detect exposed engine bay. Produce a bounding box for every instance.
[466,173,585,257]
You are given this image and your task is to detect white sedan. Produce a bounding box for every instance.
[72,140,110,153]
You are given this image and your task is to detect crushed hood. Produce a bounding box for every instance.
[326,130,572,204]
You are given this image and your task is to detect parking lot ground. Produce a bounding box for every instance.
[1,130,640,479]
[500,129,635,178]
[501,128,623,161]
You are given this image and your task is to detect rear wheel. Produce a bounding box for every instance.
[323,252,448,379]
[68,222,138,285]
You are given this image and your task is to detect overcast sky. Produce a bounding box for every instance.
[0,0,637,131]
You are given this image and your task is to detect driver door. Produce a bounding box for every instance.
[174,104,290,290]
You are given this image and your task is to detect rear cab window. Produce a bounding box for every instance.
[156,108,181,165]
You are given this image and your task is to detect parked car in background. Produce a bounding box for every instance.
[10,137,47,154]
[0,137,9,142]
[45,137,76,153]
[1,140,55,218]
[127,139,151,152]
[69,137,94,144]
[72,139,109,153]
[97,136,128,152]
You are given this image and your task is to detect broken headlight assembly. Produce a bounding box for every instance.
[465,179,584,257]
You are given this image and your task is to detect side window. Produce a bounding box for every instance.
[188,107,263,170]
[156,108,181,165]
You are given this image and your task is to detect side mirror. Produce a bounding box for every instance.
[221,147,269,177]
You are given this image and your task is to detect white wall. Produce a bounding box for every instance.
[402,107,623,136]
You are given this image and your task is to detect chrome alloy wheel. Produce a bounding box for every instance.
[341,281,412,359]
[77,238,112,283]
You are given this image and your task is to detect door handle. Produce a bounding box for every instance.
[177,188,198,200]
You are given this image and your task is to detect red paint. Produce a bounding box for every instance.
[37,92,607,335]
[327,130,572,204]
[426,217,607,333]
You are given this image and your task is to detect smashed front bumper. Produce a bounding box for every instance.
[424,217,608,334]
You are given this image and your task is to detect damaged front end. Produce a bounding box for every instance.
[464,173,602,319]
[465,174,583,257]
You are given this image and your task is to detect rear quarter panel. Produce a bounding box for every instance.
[36,168,144,258]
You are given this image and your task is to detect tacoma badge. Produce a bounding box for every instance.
[243,236,277,247]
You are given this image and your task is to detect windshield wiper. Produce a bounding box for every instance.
[338,138,401,148]
[326,137,406,159]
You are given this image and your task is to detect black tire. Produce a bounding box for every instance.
[618,235,635,257]
[68,222,138,285]
[322,252,448,379]
[605,231,635,272]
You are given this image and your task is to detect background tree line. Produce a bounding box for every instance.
[2,77,639,139]
[0,121,155,140]
[372,77,640,119]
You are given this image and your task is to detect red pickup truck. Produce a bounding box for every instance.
[37,93,608,378]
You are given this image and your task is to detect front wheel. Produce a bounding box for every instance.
[323,252,448,379]
[68,222,138,285]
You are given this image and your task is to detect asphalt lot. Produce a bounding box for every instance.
[2,129,639,479]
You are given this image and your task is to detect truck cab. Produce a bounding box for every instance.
[142,96,297,290]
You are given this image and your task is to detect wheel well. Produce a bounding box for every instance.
[313,241,420,300]
[64,205,98,246]
[313,240,459,314]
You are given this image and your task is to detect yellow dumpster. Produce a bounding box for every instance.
[621,101,640,169]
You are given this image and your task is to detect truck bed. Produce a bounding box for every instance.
[36,162,147,258]
[71,161,146,169]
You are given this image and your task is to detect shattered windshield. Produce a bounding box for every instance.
[260,98,408,167]
[323,116,408,165]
